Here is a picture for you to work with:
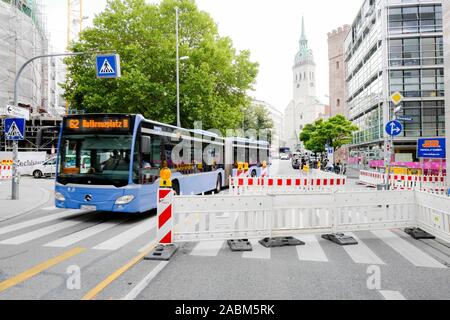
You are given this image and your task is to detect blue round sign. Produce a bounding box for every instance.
[385,120,403,137]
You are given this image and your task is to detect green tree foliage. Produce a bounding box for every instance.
[299,115,358,153]
[63,0,259,133]
[242,102,274,140]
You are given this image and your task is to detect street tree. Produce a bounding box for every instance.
[299,115,358,154]
[63,0,259,133]
[242,102,274,141]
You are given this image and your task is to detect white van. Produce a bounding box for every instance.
[31,157,57,179]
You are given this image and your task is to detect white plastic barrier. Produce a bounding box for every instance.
[171,190,417,242]
[229,176,347,195]
[415,190,450,242]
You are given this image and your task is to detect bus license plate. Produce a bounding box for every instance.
[81,205,97,211]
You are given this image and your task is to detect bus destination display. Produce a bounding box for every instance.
[65,116,131,133]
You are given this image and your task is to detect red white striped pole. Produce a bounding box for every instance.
[157,188,174,245]
[146,162,178,261]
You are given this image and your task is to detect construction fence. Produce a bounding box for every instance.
[169,189,449,244]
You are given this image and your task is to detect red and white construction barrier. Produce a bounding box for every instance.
[0,165,12,180]
[157,188,175,245]
[359,170,447,194]
[229,176,347,195]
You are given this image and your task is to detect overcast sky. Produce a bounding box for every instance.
[45,0,364,113]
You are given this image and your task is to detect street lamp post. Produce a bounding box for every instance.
[175,7,188,128]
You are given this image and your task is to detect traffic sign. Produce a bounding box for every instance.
[4,118,25,141]
[397,116,413,122]
[95,54,121,78]
[390,91,404,106]
[1,105,30,120]
[417,138,446,159]
[385,120,403,137]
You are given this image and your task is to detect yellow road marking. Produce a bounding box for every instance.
[0,247,86,293]
[82,243,156,300]
[83,211,198,300]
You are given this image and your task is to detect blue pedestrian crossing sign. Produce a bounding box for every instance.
[385,120,403,137]
[4,118,25,141]
[95,54,121,78]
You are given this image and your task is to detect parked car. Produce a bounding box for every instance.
[31,157,57,179]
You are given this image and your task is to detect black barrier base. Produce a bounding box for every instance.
[322,233,358,246]
[405,228,435,240]
[145,244,178,261]
[227,239,253,252]
[259,237,305,248]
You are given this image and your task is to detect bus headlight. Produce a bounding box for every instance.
[115,195,135,205]
[55,192,65,201]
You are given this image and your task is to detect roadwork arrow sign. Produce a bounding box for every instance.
[1,105,30,120]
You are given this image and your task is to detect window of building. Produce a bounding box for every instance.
[388,5,442,35]
[337,99,341,107]
[336,61,340,69]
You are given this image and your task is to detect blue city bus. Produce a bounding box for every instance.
[55,114,270,213]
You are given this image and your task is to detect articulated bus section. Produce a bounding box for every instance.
[55,114,270,213]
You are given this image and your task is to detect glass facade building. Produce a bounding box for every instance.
[345,0,445,162]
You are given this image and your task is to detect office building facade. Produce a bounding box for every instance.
[345,0,444,163]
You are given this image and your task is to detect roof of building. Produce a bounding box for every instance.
[295,16,314,66]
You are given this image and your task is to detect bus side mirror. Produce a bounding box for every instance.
[141,136,151,154]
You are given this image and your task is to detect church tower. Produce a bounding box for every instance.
[283,16,325,151]
[293,16,316,100]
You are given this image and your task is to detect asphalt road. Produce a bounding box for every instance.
[0,161,448,300]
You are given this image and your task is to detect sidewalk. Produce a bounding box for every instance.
[0,177,53,221]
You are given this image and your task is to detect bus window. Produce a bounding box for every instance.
[249,144,258,166]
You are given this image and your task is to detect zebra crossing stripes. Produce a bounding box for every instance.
[190,241,225,257]
[44,221,120,248]
[379,290,406,300]
[0,210,82,236]
[0,218,90,245]
[342,232,384,265]
[371,230,446,269]
[92,217,156,251]
[296,235,328,262]
[242,240,270,260]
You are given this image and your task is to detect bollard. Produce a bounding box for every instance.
[145,162,178,261]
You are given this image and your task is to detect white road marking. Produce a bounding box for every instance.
[42,206,58,211]
[0,219,89,245]
[296,235,328,262]
[44,221,119,248]
[343,232,385,265]
[242,240,270,260]
[122,261,169,300]
[138,241,156,253]
[0,210,82,236]
[190,241,224,257]
[372,230,446,268]
[92,217,155,251]
[379,290,406,300]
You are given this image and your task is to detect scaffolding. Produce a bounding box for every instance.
[0,0,48,110]
[0,0,61,153]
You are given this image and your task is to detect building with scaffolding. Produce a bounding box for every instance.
[0,0,61,153]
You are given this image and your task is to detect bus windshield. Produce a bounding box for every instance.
[57,134,133,187]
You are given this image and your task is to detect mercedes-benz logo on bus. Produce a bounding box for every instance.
[85,195,93,202]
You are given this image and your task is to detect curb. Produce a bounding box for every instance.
[0,185,51,222]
